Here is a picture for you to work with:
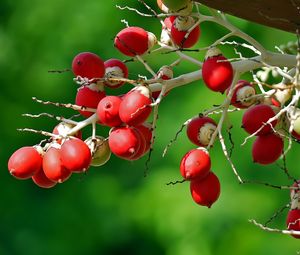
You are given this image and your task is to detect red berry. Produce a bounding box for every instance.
[171,16,200,48]
[190,171,221,208]
[130,128,147,160]
[180,148,211,180]
[202,47,233,93]
[160,16,176,45]
[252,133,283,165]
[242,104,277,135]
[114,27,157,57]
[186,116,217,147]
[43,147,71,183]
[97,96,123,127]
[8,146,42,179]
[60,139,92,173]
[119,86,152,126]
[72,52,105,80]
[135,123,153,154]
[229,80,256,108]
[108,127,141,159]
[32,169,57,188]
[75,85,106,118]
[104,59,128,89]
[286,210,300,239]
[163,16,176,30]
[292,130,300,141]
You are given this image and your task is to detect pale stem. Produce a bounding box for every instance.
[17,128,62,139]
[136,55,157,77]
[249,219,300,236]
[148,53,296,93]
[207,72,241,149]
[218,131,243,183]
[32,97,96,113]
[220,40,262,56]
[67,113,99,135]
[198,10,267,57]
[22,113,78,125]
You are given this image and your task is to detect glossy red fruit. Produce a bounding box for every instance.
[292,130,300,141]
[252,133,283,165]
[97,96,123,127]
[104,59,128,89]
[186,116,217,147]
[130,128,147,160]
[171,16,200,48]
[119,86,152,126]
[52,122,82,144]
[75,85,106,118]
[8,146,42,179]
[72,52,105,80]
[242,104,277,135]
[229,80,256,108]
[114,27,157,57]
[61,139,92,173]
[180,148,211,180]
[108,127,141,159]
[202,47,233,93]
[286,210,300,239]
[164,16,176,30]
[43,147,71,183]
[32,169,57,188]
[135,123,152,154]
[190,171,221,208]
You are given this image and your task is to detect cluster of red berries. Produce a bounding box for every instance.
[242,103,284,164]
[3,0,245,202]
[178,116,220,208]
[8,2,300,238]
[8,138,92,188]
[8,48,156,188]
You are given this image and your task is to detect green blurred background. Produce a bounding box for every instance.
[0,0,299,254]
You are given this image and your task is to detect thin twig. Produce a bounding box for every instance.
[32,97,96,113]
[166,179,186,186]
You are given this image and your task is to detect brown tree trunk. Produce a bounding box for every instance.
[195,0,300,33]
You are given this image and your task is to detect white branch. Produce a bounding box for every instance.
[149,53,296,93]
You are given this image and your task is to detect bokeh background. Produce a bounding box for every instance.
[0,0,299,254]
